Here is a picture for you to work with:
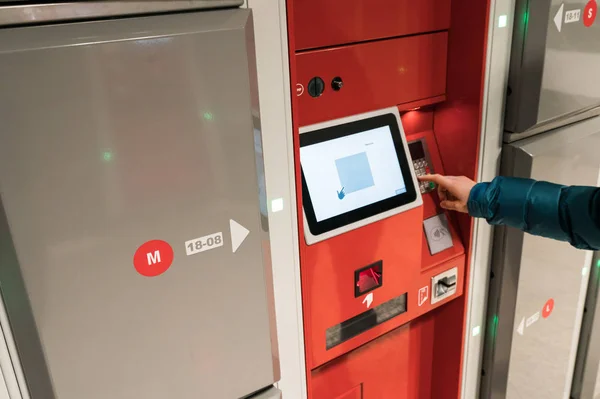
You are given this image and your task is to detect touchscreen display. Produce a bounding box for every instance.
[301,126,407,222]
[299,111,419,242]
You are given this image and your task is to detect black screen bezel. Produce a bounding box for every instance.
[300,113,417,237]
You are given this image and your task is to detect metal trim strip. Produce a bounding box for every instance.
[0,1,243,27]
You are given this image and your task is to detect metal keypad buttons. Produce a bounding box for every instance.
[413,158,435,194]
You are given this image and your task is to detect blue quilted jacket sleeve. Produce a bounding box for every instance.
[468,176,600,250]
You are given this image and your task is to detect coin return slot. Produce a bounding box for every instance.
[431,267,458,305]
[436,276,456,297]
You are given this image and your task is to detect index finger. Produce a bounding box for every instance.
[418,174,449,186]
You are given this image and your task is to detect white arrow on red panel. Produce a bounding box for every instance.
[362,293,374,309]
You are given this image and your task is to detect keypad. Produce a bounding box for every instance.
[413,158,435,194]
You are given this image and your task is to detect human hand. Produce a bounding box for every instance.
[417,174,476,213]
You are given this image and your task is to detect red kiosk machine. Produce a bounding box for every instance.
[285,0,496,397]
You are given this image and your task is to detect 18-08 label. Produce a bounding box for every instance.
[185,232,224,256]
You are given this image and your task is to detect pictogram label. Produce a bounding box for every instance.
[565,9,581,24]
[526,312,540,328]
[418,286,429,307]
[542,298,555,318]
[584,1,597,27]
[133,240,174,277]
[516,317,525,335]
[185,232,224,256]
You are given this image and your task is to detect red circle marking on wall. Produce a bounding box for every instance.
[133,240,174,277]
[542,298,555,319]
[584,1,597,27]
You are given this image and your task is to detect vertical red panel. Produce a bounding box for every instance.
[432,0,493,396]
[334,385,362,399]
[285,0,493,396]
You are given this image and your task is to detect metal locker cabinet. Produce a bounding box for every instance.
[0,5,279,399]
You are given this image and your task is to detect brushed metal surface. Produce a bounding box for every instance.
[571,251,600,399]
[538,0,600,125]
[505,0,600,135]
[482,117,600,398]
[0,1,243,27]
[0,9,278,399]
[251,386,282,399]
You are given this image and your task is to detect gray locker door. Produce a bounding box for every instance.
[481,117,600,398]
[0,9,278,399]
[571,251,600,399]
[505,0,600,136]
[252,387,282,399]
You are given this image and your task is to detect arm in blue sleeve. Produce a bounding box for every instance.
[467,176,600,250]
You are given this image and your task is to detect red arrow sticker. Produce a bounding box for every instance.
[542,298,555,319]
[133,240,174,277]
[584,0,597,27]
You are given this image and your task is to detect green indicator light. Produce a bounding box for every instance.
[523,10,530,26]
[490,315,499,340]
[499,14,508,28]
[102,151,114,162]
[596,259,600,268]
[203,112,214,121]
